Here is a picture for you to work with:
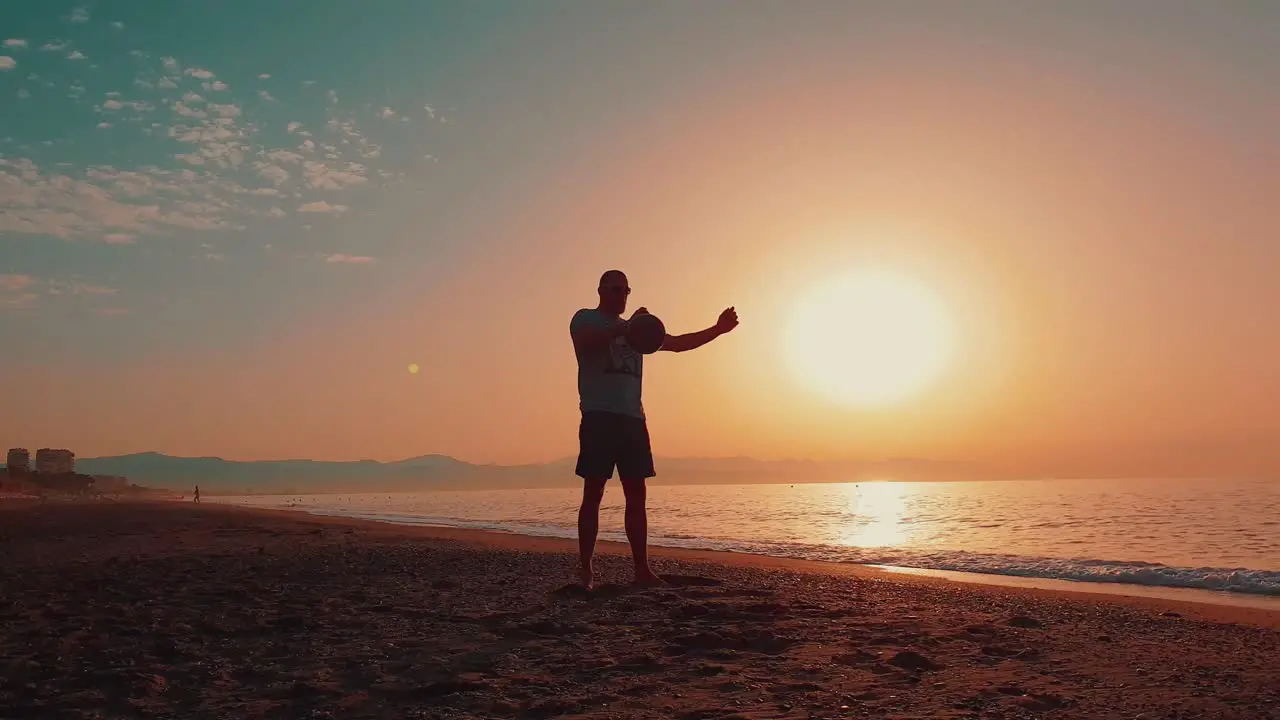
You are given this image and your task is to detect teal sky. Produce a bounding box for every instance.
[2,1,500,362]
[3,2,1279,474]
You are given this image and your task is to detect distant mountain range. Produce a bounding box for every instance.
[69,452,988,494]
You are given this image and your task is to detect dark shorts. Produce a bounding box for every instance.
[575,411,656,481]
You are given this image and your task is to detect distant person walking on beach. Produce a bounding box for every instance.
[570,270,738,589]
[193,485,200,504]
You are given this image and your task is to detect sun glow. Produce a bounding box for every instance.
[784,268,954,408]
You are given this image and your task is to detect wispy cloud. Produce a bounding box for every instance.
[2,47,417,245]
[0,274,36,292]
[325,253,376,264]
[1,274,40,309]
[0,57,14,71]
[0,274,117,311]
[1,292,38,310]
[298,201,348,214]
[49,280,118,296]
[1,158,242,237]
[69,7,91,23]
[66,50,87,61]
[3,39,26,49]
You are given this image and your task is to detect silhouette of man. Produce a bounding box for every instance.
[193,485,200,504]
[569,269,739,589]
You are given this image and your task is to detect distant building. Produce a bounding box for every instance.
[6,448,30,473]
[35,448,75,474]
[6,448,30,475]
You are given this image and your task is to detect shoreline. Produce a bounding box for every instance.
[211,501,1280,629]
[213,499,1280,620]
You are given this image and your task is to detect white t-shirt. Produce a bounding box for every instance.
[570,308,644,418]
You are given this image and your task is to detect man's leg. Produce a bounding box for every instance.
[618,415,662,585]
[574,412,615,590]
[577,478,607,589]
[620,477,662,585]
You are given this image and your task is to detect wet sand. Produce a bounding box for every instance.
[1,501,1276,719]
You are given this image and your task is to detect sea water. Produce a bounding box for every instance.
[212,478,1280,603]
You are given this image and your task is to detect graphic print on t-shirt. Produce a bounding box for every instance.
[604,337,641,377]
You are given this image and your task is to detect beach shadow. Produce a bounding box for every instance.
[552,574,722,603]
[658,574,722,587]
[552,582,632,600]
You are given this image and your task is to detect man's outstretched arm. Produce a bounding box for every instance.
[660,327,723,353]
[660,307,739,353]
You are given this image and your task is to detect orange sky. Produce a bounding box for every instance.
[3,3,1278,478]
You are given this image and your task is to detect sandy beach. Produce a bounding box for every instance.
[1,501,1276,719]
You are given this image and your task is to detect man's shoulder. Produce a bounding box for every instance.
[570,307,604,326]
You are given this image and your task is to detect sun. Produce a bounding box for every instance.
[784,268,955,408]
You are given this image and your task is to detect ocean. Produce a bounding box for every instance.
[211,477,1280,604]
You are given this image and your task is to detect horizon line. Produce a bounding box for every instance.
[71,450,865,466]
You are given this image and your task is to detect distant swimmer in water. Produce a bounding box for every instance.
[569,269,738,590]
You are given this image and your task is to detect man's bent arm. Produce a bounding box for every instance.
[659,326,724,353]
[571,317,628,352]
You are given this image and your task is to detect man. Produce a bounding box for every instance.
[569,269,739,589]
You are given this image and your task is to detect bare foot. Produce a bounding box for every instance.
[579,564,595,591]
[633,568,666,587]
